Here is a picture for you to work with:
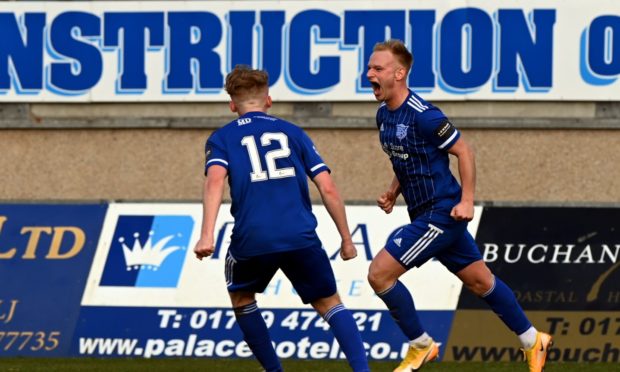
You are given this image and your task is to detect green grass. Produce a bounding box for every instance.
[0,359,617,372]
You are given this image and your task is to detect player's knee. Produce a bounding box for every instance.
[311,294,341,316]
[228,291,256,308]
[367,266,388,292]
[457,261,494,296]
[465,276,494,296]
[367,252,404,292]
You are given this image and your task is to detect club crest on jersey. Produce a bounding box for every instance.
[396,124,408,140]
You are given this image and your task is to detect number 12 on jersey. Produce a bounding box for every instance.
[241,132,296,182]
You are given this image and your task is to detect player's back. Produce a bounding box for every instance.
[206,111,329,258]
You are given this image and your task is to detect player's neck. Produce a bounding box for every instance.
[237,106,268,116]
[386,87,410,111]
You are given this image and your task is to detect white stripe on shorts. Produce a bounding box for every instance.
[401,224,444,265]
[225,254,237,286]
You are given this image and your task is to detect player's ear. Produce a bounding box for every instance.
[395,66,406,81]
[229,100,238,113]
[265,95,273,110]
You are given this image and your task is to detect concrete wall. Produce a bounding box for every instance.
[0,102,618,204]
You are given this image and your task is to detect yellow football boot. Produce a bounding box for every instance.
[522,332,553,372]
[393,340,439,371]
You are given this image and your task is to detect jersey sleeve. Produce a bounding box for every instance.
[204,131,228,175]
[416,108,461,151]
[299,130,330,178]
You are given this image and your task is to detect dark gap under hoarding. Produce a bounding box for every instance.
[446,207,620,363]
[0,204,108,356]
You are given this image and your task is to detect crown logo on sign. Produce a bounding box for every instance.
[119,232,183,271]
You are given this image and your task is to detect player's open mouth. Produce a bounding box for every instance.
[370,81,381,95]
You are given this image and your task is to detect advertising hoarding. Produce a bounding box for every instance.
[0,1,618,102]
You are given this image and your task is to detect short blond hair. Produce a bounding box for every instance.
[225,65,269,103]
[373,39,413,73]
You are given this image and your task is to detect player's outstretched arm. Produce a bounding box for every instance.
[312,171,357,261]
[194,165,227,260]
[447,137,475,221]
[377,175,401,214]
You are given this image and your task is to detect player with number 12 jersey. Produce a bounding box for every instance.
[205,112,329,259]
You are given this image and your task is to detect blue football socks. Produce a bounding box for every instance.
[376,280,425,340]
[233,302,282,372]
[324,304,370,372]
[481,276,532,335]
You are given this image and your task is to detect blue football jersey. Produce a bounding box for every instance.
[205,111,330,258]
[377,90,462,219]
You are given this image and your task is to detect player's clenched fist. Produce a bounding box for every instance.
[339,239,358,261]
[194,238,215,260]
[450,201,474,221]
[377,191,397,214]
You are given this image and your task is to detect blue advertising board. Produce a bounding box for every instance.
[72,306,453,361]
[0,204,107,356]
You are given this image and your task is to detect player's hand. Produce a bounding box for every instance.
[339,239,358,261]
[194,237,215,260]
[450,201,474,221]
[377,191,397,214]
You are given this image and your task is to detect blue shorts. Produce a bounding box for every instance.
[224,242,337,304]
[385,207,482,273]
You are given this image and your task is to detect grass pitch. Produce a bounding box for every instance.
[0,359,617,371]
